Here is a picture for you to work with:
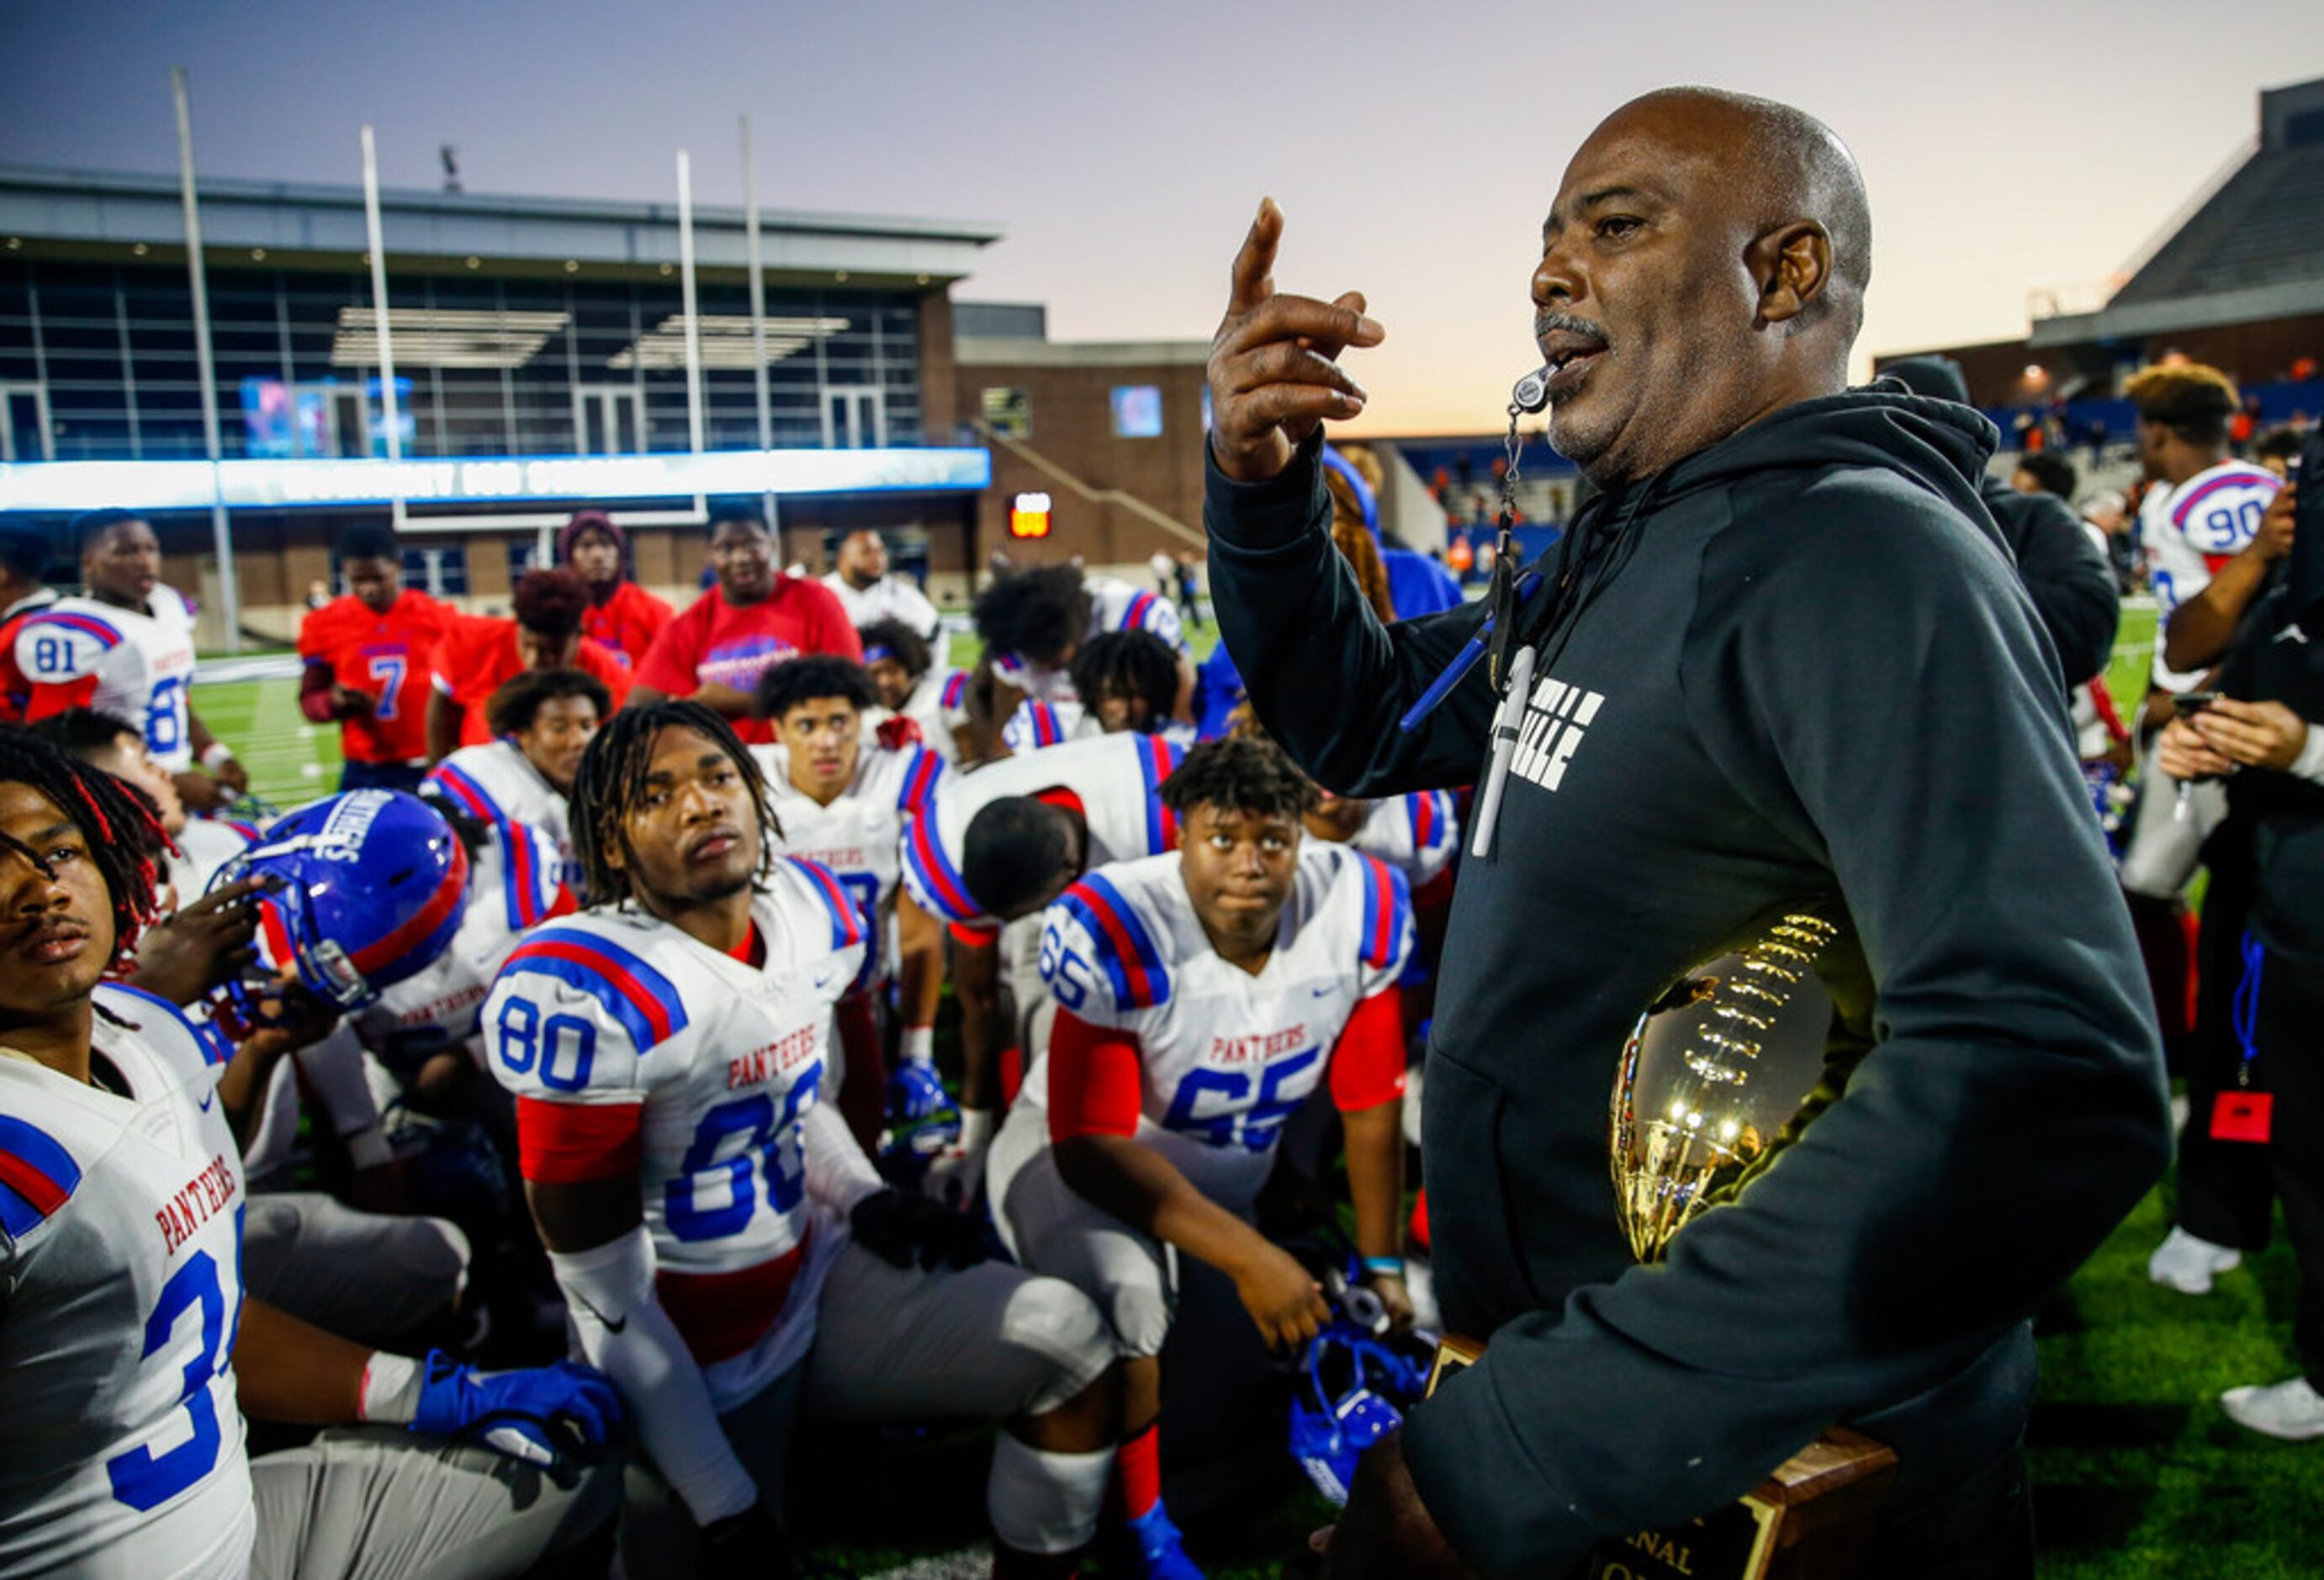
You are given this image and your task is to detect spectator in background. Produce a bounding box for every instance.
[631,497,861,745]
[1173,552,1200,616]
[823,527,942,640]
[427,567,633,758]
[1327,443,1464,618]
[2254,424,2305,480]
[298,522,458,793]
[2152,433,2324,1439]
[2011,451,2079,502]
[1887,356,2117,689]
[561,508,673,665]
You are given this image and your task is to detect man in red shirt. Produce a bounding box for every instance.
[299,522,458,792]
[631,498,860,745]
[560,508,674,664]
[427,567,633,758]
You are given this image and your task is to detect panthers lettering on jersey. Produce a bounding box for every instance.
[485,859,867,1410]
[10,590,200,771]
[2141,462,2282,689]
[755,741,942,985]
[901,733,1183,934]
[1034,844,1412,1205]
[1346,791,1459,890]
[0,985,255,1579]
[426,741,580,899]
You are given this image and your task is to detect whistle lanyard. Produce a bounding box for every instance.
[1401,392,1543,735]
[2232,931,2265,1079]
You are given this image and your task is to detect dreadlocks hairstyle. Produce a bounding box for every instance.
[511,567,590,640]
[856,617,931,681]
[0,726,167,966]
[2125,363,2239,447]
[1067,630,1180,729]
[753,655,877,722]
[972,564,1087,664]
[484,666,613,738]
[1159,735,1321,825]
[567,699,779,908]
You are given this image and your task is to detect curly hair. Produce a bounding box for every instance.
[0,725,167,966]
[753,655,877,723]
[857,617,932,681]
[484,667,614,738]
[1158,735,1320,824]
[566,700,779,908]
[2125,363,2238,446]
[511,567,590,640]
[973,564,1087,664]
[1067,631,1180,726]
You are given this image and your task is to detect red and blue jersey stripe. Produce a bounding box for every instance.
[1056,872,1171,1008]
[2171,465,2279,528]
[426,762,551,931]
[503,928,688,1052]
[895,747,944,819]
[904,814,978,921]
[786,857,866,952]
[1023,702,1066,748]
[1407,791,1454,853]
[23,610,124,652]
[1137,736,1183,853]
[940,671,969,711]
[0,1114,82,1238]
[1120,590,1159,634]
[102,982,235,1068]
[1355,852,1411,971]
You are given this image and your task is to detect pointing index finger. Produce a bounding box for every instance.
[1228,197,1284,315]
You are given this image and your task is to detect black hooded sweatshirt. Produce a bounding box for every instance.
[1204,387,2169,1580]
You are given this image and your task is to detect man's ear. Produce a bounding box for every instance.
[1750,220,1834,327]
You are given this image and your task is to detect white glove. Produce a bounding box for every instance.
[923,1105,996,1210]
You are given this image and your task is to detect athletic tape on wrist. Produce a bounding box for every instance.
[357,1350,423,1424]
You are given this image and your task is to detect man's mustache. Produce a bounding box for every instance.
[1533,311,1610,342]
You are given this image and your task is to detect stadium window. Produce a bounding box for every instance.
[400,545,469,598]
[1110,384,1163,438]
[981,386,1031,440]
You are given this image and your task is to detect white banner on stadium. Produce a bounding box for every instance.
[0,447,993,513]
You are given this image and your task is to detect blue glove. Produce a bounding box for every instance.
[885,1061,961,1159]
[410,1349,623,1470]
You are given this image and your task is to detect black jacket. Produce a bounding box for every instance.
[1204,390,2168,1580]
[1977,472,2118,687]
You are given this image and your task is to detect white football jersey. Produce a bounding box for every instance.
[1032,843,1414,1202]
[1345,790,1460,890]
[822,572,943,640]
[426,740,579,895]
[989,575,1186,703]
[1001,701,1199,757]
[13,587,199,770]
[901,733,1183,933]
[0,985,254,1579]
[163,818,258,918]
[754,741,944,987]
[2140,461,2281,690]
[484,861,871,1411]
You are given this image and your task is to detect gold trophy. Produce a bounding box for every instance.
[1426,913,1897,1580]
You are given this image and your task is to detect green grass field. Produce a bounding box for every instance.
[198,601,2324,1578]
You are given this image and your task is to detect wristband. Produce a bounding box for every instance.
[1362,1255,1406,1279]
[956,1105,997,1153]
[201,742,237,771]
[901,1026,934,1066]
[357,1350,423,1424]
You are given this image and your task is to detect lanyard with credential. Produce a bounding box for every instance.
[2211,931,2273,1143]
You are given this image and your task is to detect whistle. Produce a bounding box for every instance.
[1511,367,1553,416]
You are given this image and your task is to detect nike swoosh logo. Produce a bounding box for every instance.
[567,1289,627,1334]
[1311,984,1336,998]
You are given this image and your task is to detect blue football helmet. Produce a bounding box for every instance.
[1290,1321,1411,1506]
[218,790,471,1013]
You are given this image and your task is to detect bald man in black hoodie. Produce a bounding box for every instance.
[1203,88,2167,1580]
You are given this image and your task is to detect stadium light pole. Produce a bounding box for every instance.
[739,115,781,534]
[171,67,241,654]
[359,125,406,529]
[676,150,707,459]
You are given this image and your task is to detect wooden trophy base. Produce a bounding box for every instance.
[1426,1337,1898,1580]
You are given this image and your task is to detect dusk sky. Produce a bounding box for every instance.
[5,0,2321,435]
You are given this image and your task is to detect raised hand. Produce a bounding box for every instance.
[1207,199,1384,483]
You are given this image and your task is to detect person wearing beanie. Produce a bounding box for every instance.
[562,509,674,664]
